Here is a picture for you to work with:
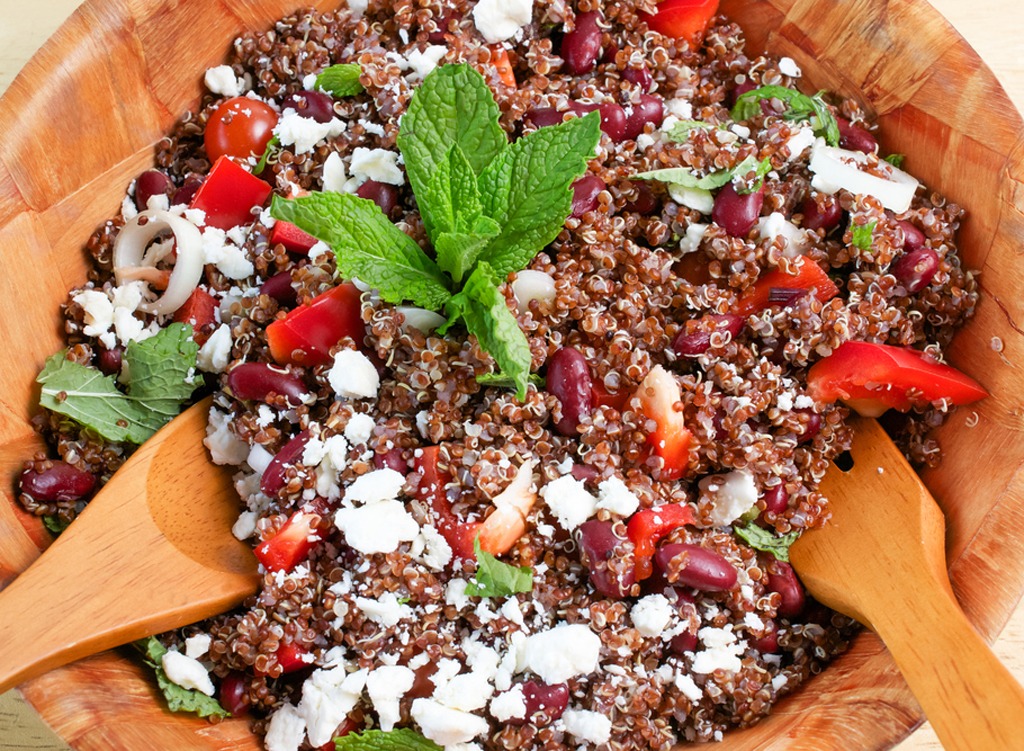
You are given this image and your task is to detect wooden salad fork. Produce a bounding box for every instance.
[790,415,1024,751]
[0,396,259,694]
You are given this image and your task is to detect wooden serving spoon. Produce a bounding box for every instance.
[790,415,1024,751]
[0,396,259,694]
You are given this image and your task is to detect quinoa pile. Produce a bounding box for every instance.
[16,1,982,749]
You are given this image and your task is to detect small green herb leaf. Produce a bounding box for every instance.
[476,372,545,389]
[271,193,452,309]
[634,155,769,192]
[731,85,840,146]
[255,135,280,176]
[315,63,365,97]
[43,515,70,535]
[335,728,442,751]
[851,220,876,252]
[478,111,601,279]
[663,119,716,142]
[443,262,533,400]
[465,537,534,598]
[435,226,500,285]
[734,524,801,562]
[884,153,906,168]
[135,637,229,719]
[127,323,203,418]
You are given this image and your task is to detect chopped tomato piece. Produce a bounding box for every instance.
[640,0,720,47]
[626,503,697,580]
[636,365,691,480]
[490,46,517,88]
[592,380,629,411]
[266,283,365,367]
[172,288,219,345]
[190,156,272,231]
[254,510,321,573]
[274,642,312,674]
[806,341,988,416]
[732,259,840,317]
[270,220,318,254]
[413,446,478,560]
[205,97,278,163]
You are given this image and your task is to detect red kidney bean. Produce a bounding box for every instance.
[547,346,594,435]
[526,107,565,128]
[767,562,806,618]
[261,431,311,496]
[897,220,926,251]
[624,182,658,215]
[228,363,310,406]
[134,169,173,210]
[97,346,123,376]
[669,629,698,655]
[510,681,569,726]
[623,94,664,140]
[561,11,603,75]
[713,182,764,237]
[577,519,636,599]
[568,101,627,142]
[672,314,744,357]
[892,247,939,293]
[622,65,653,93]
[751,620,779,653]
[219,672,249,716]
[374,447,408,473]
[727,79,758,109]
[260,270,298,306]
[795,409,822,444]
[427,13,455,43]
[281,90,336,123]
[172,174,204,206]
[801,194,843,232]
[570,463,599,483]
[655,543,738,592]
[20,462,96,502]
[837,117,878,154]
[762,484,789,516]
[356,180,400,219]
[571,175,605,217]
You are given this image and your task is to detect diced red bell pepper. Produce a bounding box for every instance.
[274,642,312,674]
[266,283,365,367]
[806,341,988,416]
[413,446,478,560]
[270,220,319,254]
[636,365,692,480]
[640,0,720,47]
[592,380,629,411]
[190,156,272,231]
[172,288,219,345]
[254,510,321,573]
[490,46,517,88]
[626,503,697,580]
[732,259,840,317]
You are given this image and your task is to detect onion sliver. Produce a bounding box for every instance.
[113,209,204,315]
[808,139,919,214]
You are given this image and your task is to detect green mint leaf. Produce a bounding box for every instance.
[135,637,230,719]
[478,111,601,279]
[634,155,768,192]
[43,515,70,535]
[255,136,280,176]
[884,153,906,168]
[734,524,801,563]
[735,156,774,195]
[443,262,532,400]
[435,228,500,285]
[315,63,365,97]
[476,372,545,389]
[335,728,442,751]
[271,193,452,310]
[464,537,534,598]
[126,323,201,423]
[731,85,840,146]
[397,64,507,238]
[851,220,876,252]
[663,120,715,142]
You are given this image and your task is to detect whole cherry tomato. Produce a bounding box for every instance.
[204,96,278,162]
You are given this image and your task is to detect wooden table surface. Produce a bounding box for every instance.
[0,1,1021,749]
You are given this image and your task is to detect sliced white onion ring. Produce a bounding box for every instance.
[396,306,447,334]
[113,209,204,315]
[808,138,919,213]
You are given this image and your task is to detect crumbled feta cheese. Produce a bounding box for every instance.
[691,626,745,674]
[596,476,641,517]
[201,227,255,278]
[631,594,674,638]
[265,703,305,751]
[204,408,250,465]
[73,289,115,339]
[204,65,243,97]
[411,699,490,746]
[314,434,350,499]
[335,500,419,554]
[328,350,380,399]
[347,0,368,19]
[298,667,367,747]
[415,410,431,439]
[433,669,495,712]
[445,578,471,610]
[197,323,233,373]
[322,152,349,193]
[355,592,413,627]
[636,133,657,150]
[161,650,215,696]
[744,612,765,631]
[758,212,810,258]
[121,195,139,220]
[344,413,376,445]
[247,444,274,475]
[776,392,794,411]
[699,468,758,526]
[675,671,703,702]
[405,45,447,82]
[785,126,816,161]
[562,708,612,745]
[490,685,527,722]
[274,110,346,155]
[679,223,709,254]
[367,665,415,731]
[665,97,693,120]
[232,510,258,540]
[778,56,802,78]
[473,0,532,43]
[349,147,405,186]
[307,241,331,262]
[184,634,212,660]
[519,623,601,683]
[343,468,404,505]
[417,525,453,571]
[540,475,597,531]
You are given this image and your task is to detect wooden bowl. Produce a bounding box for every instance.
[0,0,1021,748]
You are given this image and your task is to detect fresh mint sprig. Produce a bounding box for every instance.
[734,524,800,563]
[335,728,441,751]
[315,63,365,97]
[731,85,840,147]
[464,537,533,598]
[135,637,229,719]
[633,154,772,194]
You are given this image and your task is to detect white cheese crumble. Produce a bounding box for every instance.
[366,665,415,731]
[343,468,405,505]
[204,65,243,97]
[631,594,675,638]
[328,350,380,399]
[347,0,368,19]
[232,510,258,541]
[490,685,527,721]
[204,407,250,465]
[161,650,214,696]
[411,699,490,746]
[354,591,413,627]
[562,708,613,745]
[472,0,532,43]
[184,634,212,660]
[197,323,233,373]
[699,468,758,526]
[778,56,802,78]
[691,625,746,674]
[344,413,376,445]
[540,475,597,531]
[298,667,367,747]
[322,152,350,193]
[349,147,405,186]
[265,703,305,751]
[417,525,453,571]
[335,500,419,554]
[274,110,346,155]
[405,45,448,82]
[758,212,810,258]
[675,671,703,702]
[201,227,255,278]
[595,476,641,517]
[679,223,709,254]
[518,623,601,683]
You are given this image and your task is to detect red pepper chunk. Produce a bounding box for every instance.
[636,365,691,480]
[270,220,318,254]
[640,0,720,47]
[190,156,272,231]
[806,341,987,416]
[172,288,219,345]
[254,510,321,573]
[733,259,839,317]
[266,283,365,367]
[413,446,478,560]
[627,503,696,580]
[274,642,312,674]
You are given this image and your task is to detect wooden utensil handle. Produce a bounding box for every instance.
[873,579,1024,751]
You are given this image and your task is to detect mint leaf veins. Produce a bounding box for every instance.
[315,63,365,98]
[731,85,840,147]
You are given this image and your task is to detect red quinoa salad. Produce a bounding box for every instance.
[16,0,988,749]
